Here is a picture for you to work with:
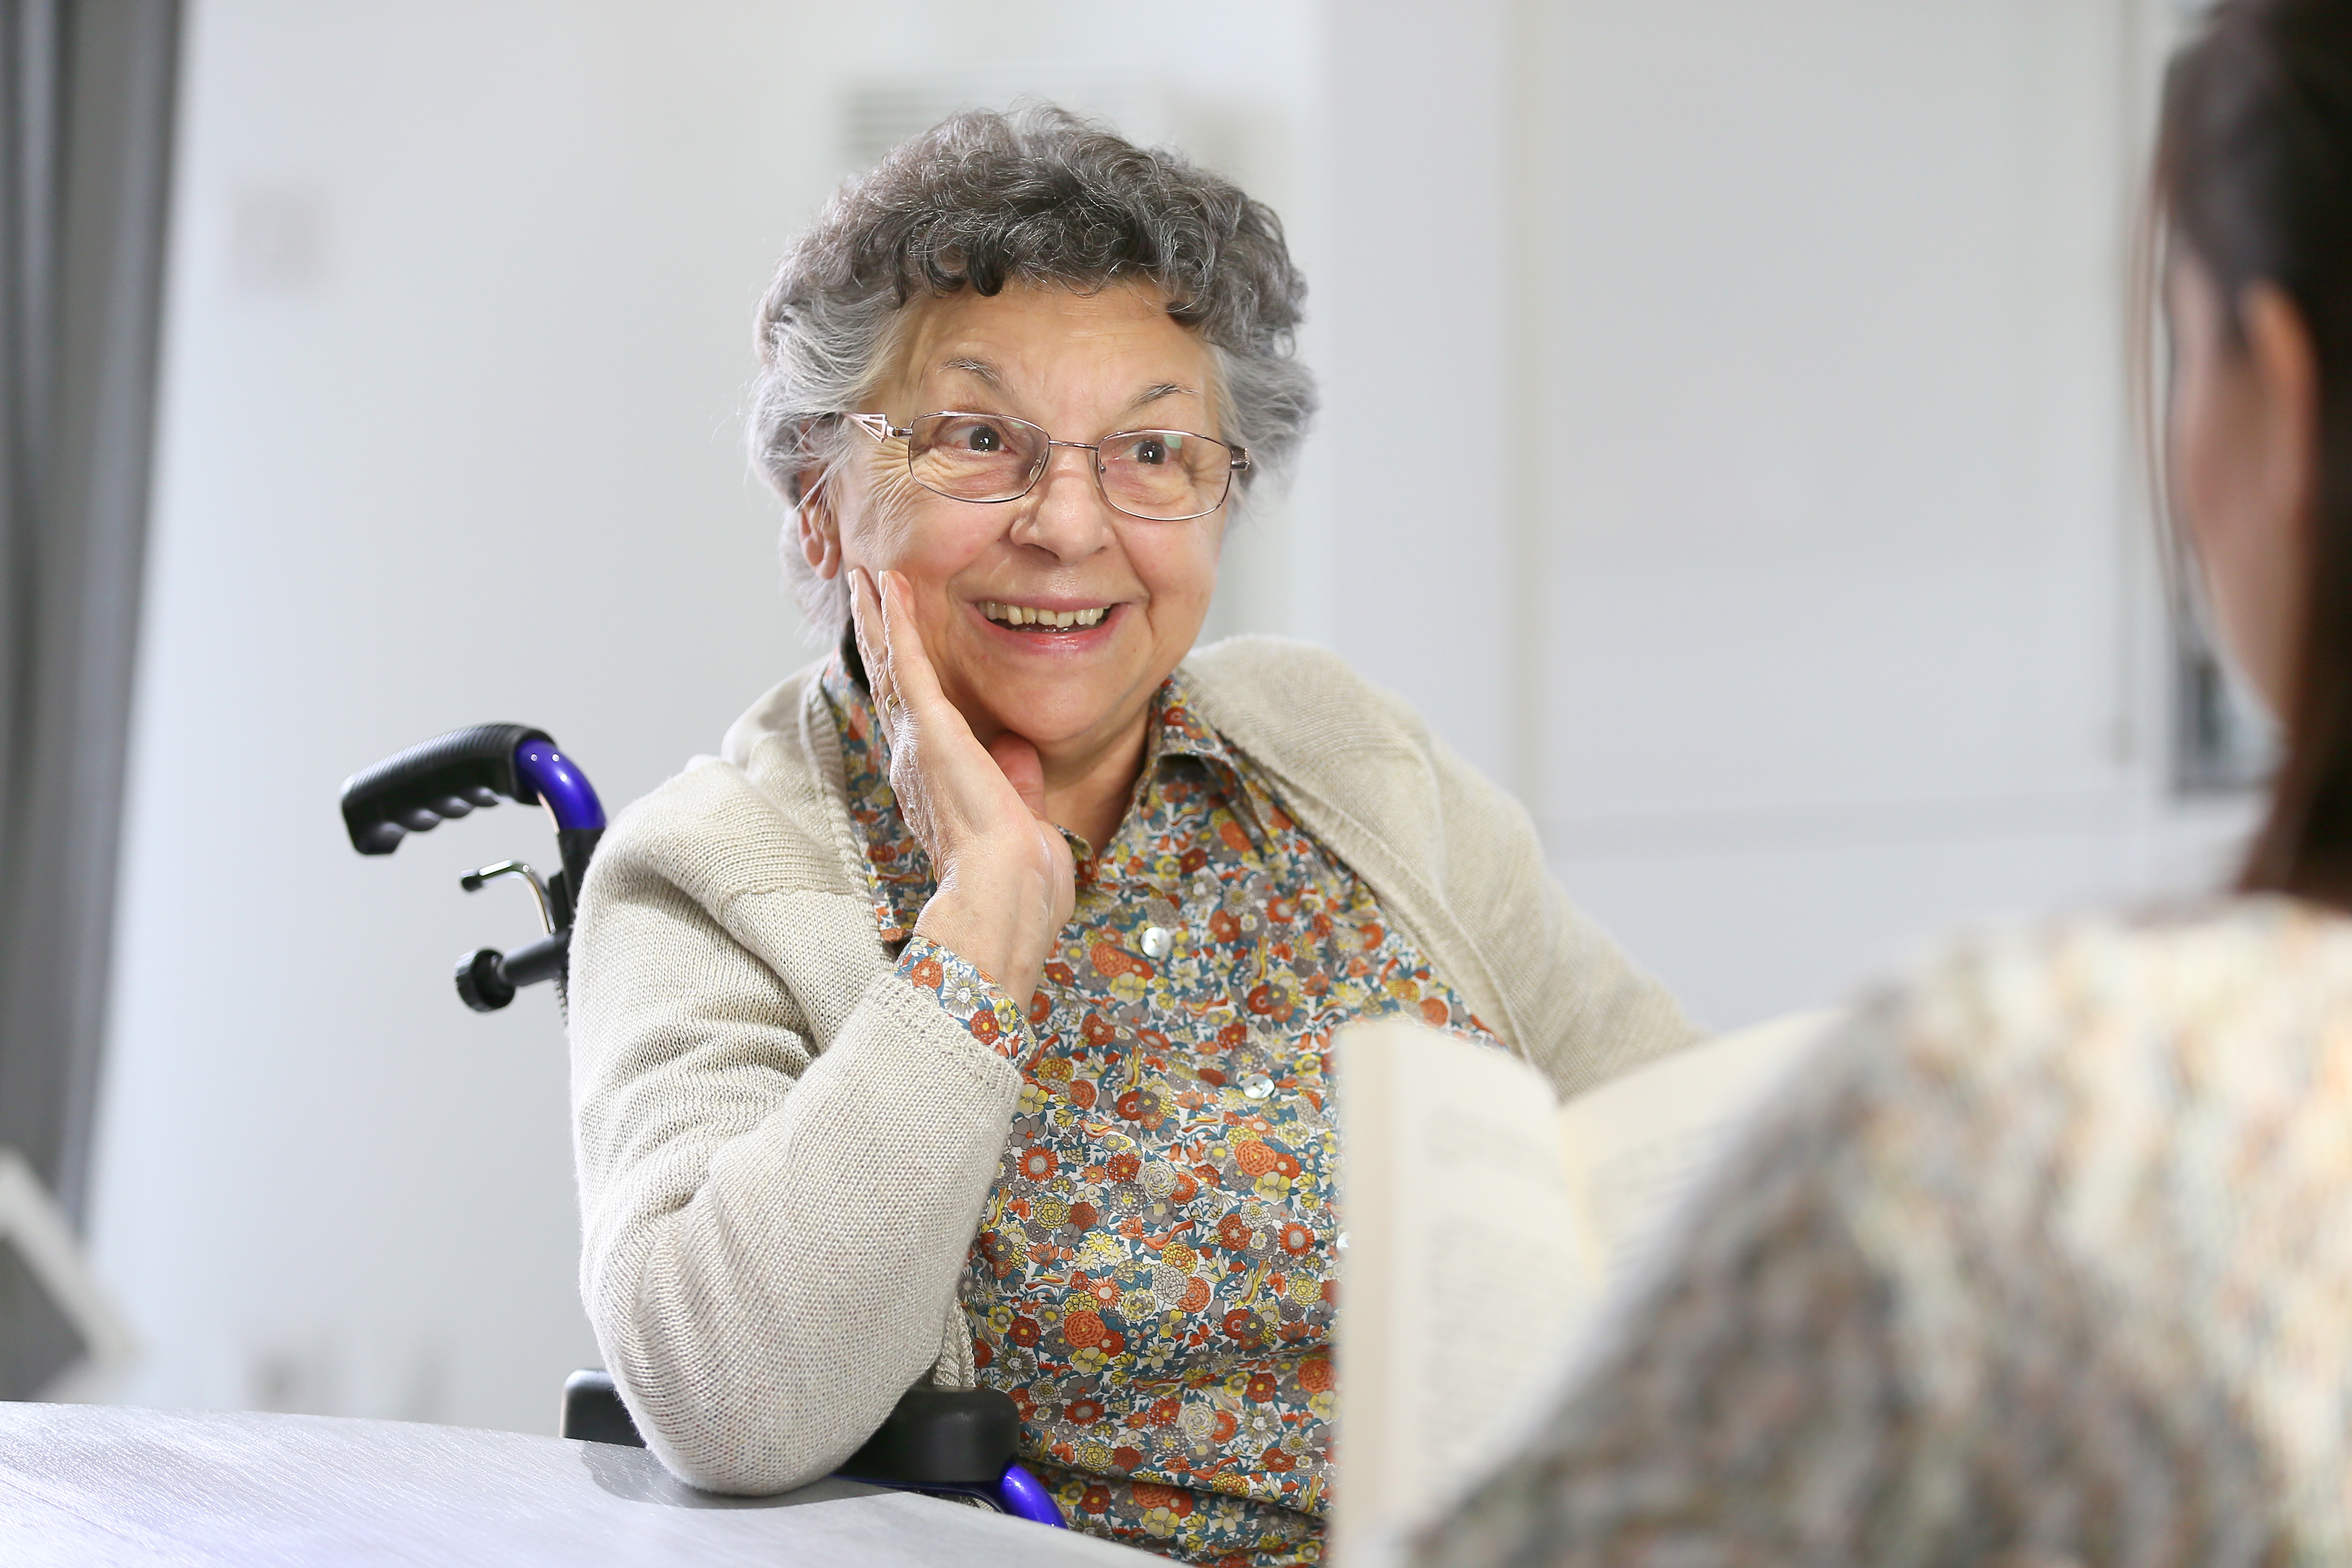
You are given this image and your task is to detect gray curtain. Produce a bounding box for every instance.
[0,0,180,1394]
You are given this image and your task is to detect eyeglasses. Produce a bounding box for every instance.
[847,411,1250,522]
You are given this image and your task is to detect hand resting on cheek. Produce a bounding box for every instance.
[849,565,1077,1003]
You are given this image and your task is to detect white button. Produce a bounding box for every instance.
[1242,1074,1274,1099]
[1140,925,1173,959]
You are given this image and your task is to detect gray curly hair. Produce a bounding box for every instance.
[749,104,1317,637]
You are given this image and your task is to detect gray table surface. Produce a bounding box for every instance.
[0,1402,1157,1565]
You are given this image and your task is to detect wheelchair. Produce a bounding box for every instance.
[339,723,1063,1528]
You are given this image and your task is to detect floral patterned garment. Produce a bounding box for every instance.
[1409,899,2352,1567]
[821,657,1501,1567]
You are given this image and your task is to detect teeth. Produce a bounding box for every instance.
[981,602,1109,629]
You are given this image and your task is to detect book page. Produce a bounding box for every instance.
[1556,1010,1839,1288]
[1333,1019,1596,1564]
[1334,1011,1839,1564]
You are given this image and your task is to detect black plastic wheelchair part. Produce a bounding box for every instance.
[558,1371,1059,1519]
[339,723,604,1011]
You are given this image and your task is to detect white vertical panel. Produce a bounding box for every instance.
[1526,0,2258,1025]
[1309,0,2256,1028]
[1534,0,2135,817]
[1316,0,1522,787]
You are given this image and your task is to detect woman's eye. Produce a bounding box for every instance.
[1133,437,1168,466]
[964,425,1002,453]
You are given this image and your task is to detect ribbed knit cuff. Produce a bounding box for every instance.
[897,936,1029,1061]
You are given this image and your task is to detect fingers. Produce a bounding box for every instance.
[848,568,892,726]
[850,573,1073,946]
[848,576,1074,996]
[849,568,952,748]
[1039,819,1078,931]
[874,570,950,719]
[987,731,1049,822]
[995,736,1076,932]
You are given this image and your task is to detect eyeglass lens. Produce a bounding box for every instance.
[903,412,1231,520]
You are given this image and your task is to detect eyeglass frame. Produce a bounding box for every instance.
[844,411,1251,523]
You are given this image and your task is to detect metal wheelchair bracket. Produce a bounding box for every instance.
[460,860,556,936]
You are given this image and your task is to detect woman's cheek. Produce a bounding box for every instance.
[1143,531,1222,617]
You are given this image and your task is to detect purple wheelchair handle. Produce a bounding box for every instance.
[995,1463,1065,1527]
[512,740,605,833]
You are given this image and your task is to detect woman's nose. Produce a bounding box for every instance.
[1008,445,1116,559]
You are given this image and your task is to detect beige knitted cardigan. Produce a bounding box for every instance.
[568,634,1699,1495]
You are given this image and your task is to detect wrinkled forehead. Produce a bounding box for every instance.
[874,279,1224,431]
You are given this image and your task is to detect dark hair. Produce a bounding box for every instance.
[2159,0,2352,903]
[749,104,1317,636]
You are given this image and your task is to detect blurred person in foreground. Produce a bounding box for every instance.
[1408,3,2352,1563]
[565,106,1698,1566]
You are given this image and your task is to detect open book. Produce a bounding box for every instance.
[1332,1011,1837,1562]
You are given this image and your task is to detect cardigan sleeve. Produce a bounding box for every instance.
[1176,636,1702,1098]
[568,781,1025,1495]
[894,936,1030,1058]
[1417,721,1704,1098]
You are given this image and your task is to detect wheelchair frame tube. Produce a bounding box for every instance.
[512,740,605,833]
[995,1463,1064,1527]
[514,740,605,905]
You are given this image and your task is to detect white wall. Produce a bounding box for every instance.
[89,0,2251,1437]
[1315,0,2252,1029]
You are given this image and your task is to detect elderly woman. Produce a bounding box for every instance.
[568,107,1696,1566]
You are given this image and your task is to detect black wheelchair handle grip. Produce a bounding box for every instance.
[340,723,552,856]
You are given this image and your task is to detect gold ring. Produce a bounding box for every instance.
[877,689,899,726]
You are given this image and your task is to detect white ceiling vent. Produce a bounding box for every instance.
[837,74,1174,178]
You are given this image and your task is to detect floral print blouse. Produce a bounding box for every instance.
[1409,898,2352,1568]
[821,658,1500,1567]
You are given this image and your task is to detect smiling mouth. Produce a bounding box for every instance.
[979,600,1110,632]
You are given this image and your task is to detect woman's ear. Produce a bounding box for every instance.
[797,468,843,581]
[2175,270,2320,716]
[2240,280,2321,548]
